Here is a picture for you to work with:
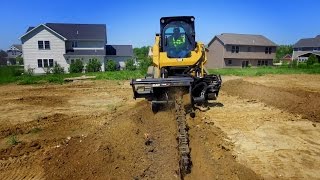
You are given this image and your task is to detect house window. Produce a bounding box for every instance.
[38,41,44,49]
[49,59,54,67]
[43,59,48,67]
[258,60,269,66]
[37,59,43,67]
[72,41,78,48]
[231,46,239,53]
[248,47,251,52]
[45,41,50,49]
[227,59,232,65]
[265,47,272,54]
[71,59,75,64]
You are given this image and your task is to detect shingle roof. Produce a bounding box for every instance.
[294,35,320,48]
[209,33,277,47]
[65,49,105,56]
[26,27,34,33]
[106,45,133,56]
[45,23,106,40]
[25,23,106,41]
[12,44,22,51]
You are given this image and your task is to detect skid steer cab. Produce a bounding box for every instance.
[131,16,222,112]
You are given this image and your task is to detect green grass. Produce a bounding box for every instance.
[7,135,20,146]
[0,66,145,85]
[209,66,320,76]
[1,65,319,85]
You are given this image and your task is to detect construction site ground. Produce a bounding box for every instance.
[0,74,319,179]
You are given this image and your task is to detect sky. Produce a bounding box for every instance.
[0,0,319,50]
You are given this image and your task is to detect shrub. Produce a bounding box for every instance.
[87,58,102,72]
[105,59,117,71]
[69,59,84,73]
[306,54,317,66]
[125,58,136,71]
[313,63,320,68]
[16,56,23,65]
[25,65,34,76]
[7,135,20,146]
[43,67,52,74]
[297,62,308,69]
[291,59,298,68]
[52,62,65,74]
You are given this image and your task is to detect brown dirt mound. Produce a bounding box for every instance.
[42,101,180,180]
[222,79,320,123]
[185,112,262,180]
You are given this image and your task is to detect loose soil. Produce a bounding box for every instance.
[0,74,319,179]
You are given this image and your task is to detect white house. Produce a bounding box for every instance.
[20,23,134,74]
[292,35,320,62]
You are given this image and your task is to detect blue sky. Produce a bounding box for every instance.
[0,0,319,49]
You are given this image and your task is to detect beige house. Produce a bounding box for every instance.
[207,33,277,68]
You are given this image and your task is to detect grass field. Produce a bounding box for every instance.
[0,66,145,85]
[0,65,319,85]
[209,66,320,76]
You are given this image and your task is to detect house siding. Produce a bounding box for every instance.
[65,40,105,49]
[207,39,276,68]
[207,38,225,68]
[22,26,67,74]
[224,45,276,59]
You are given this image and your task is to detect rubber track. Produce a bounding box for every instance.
[175,94,191,178]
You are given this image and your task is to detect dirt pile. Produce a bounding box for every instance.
[222,79,320,122]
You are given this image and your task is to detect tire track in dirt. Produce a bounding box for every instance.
[0,154,44,180]
[222,79,320,123]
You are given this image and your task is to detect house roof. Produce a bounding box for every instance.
[106,45,133,56]
[293,35,320,48]
[282,54,292,59]
[22,23,107,41]
[9,44,22,51]
[209,33,277,47]
[26,27,35,33]
[65,49,106,56]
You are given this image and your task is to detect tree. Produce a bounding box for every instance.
[69,59,84,73]
[306,54,317,66]
[275,45,293,61]
[125,58,136,71]
[138,57,152,72]
[86,58,102,72]
[0,50,8,65]
[52,62,65,74]
[0,50,7,58]
[105,59,117,71]
[134,46,150,59]
[133,46,152,72]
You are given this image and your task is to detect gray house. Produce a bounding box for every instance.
[106,45,134,69]
[7,44,22,58]
[292,35,320,62]
[20,23,134,74]
[207,33,277,68]
[6,44,23,65]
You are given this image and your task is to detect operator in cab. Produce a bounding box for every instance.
[168,27,188,58]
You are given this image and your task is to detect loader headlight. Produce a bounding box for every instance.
[191,17,194,22]
[161,19,165,23]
